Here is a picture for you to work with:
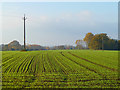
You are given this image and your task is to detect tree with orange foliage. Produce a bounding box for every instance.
[83,32,94,45]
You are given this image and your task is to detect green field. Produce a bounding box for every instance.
[2,50,120,88]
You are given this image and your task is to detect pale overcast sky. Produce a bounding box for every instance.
[1,2,118,46]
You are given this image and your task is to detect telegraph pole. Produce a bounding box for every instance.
[23,14,27,50]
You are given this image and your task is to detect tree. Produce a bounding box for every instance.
[82,32,118,50]
[89,33,109,50]
[106,39,114,50]
[75,40,87,49]
[118,40,120,50]
[2,45,8,51]
[8,40,22,51]
[83,32,94,48]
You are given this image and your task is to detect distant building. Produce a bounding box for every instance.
[26,44,43,50]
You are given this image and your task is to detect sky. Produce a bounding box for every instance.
[1,2,118,46]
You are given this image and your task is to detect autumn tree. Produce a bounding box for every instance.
[75,40,87,49]
[89,33,110,50]
[83,32,94,48]
[82,32,118,50]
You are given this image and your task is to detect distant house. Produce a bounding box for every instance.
[26,44,43,50]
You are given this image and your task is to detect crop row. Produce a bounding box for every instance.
[2,50,119,88]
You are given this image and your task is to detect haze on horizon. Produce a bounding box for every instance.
[1,2,118,46]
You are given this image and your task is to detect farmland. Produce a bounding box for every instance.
[2,50,120,88]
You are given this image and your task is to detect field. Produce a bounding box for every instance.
[2,50,120,88]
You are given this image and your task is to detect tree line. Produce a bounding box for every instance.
[76,32,119,50]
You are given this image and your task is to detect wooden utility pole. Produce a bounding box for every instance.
[23,14,27,50]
